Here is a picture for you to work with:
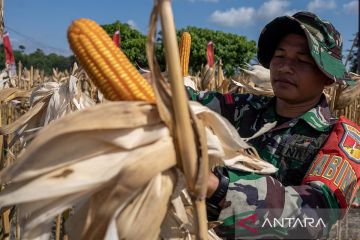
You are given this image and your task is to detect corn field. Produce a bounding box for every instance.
[0,4,359,239]
[0,58,358,239]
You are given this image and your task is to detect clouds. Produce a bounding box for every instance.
[257,0,290,20]
[126,20,138,30]
[209,0,297,27]
[209,0,356,28]
[343,0,358,14]
[307,0,336,12]
[210,7,256,27]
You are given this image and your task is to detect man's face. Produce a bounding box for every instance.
[269,33,330,104]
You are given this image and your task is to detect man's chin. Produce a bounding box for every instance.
[273,90,297,101]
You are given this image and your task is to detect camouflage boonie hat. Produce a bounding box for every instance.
[258,11,350,84]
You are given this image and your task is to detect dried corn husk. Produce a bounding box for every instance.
[215,59,225,91]
[0,98,276,239]
[0,2,278,239]
[232,78,274,96]
[0,88,30,104]
[0,101,177,240]
[240,63,272,90]
[334,72,360,109]
[200,64,215,90]
[0,75,95,148]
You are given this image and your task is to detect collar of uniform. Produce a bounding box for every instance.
[299,94,335,132]
[261,97,277,123]
[247,94,273,111]
[255,94,334,132]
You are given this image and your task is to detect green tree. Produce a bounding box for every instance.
[0,22,257,77]
[0,44,75,75]
[177,26,257,76]
[18,45,26,53]
[100,21,257,77]
[101,21,148,69]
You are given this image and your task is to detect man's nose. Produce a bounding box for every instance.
[277,58,295,74]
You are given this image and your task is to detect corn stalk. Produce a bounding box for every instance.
[150,0,208,238]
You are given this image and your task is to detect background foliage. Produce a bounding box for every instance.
[101,21,257,77]
[1,20,261,77]
[0,45,75,75]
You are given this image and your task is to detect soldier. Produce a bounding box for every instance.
[187,11,360,239]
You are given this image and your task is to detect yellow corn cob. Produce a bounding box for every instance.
[67,18,155,103]
[179,32,191,77]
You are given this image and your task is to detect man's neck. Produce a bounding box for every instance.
[275,96,321,118]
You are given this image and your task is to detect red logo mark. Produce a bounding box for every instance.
[237,213,258,233]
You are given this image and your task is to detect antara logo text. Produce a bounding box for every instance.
[236,213,326,233]
[261,217,326,228]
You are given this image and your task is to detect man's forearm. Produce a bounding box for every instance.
[209,168,340,239]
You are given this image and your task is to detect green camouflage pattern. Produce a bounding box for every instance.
[216,171,339,239]
[187,88,341,238]
[188,88,337,186]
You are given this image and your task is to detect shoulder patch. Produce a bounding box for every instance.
[339,123,360,163]
[303,116,360,213]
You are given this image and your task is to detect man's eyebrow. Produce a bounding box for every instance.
[274,47,311,56]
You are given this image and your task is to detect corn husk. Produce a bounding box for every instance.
[0,97,276,239]
[0,2,277,239]
[240,64,272,90]
[334,73,360,109]
[232,77,274,96]
[0,75,95,149]
[0,88,31,104]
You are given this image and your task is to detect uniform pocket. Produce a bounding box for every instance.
[277,136,321,185]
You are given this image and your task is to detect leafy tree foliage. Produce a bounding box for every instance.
[177,26,257,76]
[0,44,75,75]
[0,21,257,77]
[101,22,257,76]
[101,21,148,69]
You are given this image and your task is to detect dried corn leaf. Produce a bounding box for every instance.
[335,74,360,109]
[112,171,175,239]
[0,98,277,239]
[0,101,46,135]
[190,101,277,173]
[232,78,274,96]
[0,79,96,149]
[0,87,30,103]
[240,64,272,90]
[0,101,177,239]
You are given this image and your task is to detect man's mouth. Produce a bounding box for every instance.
[273,78,297,86]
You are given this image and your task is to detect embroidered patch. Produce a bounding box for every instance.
[303,116,360,211]
[339,123,360,163]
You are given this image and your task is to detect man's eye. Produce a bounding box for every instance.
[274,54,284,58]
[298,58,313,65]
[299,59,309,63]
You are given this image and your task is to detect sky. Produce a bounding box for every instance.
[4,0,359,66]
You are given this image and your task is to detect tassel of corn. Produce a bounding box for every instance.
[179,32,191,77]
[67,18,155,103]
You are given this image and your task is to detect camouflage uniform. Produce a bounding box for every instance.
[189,11,360,239]
[188,89,339,239]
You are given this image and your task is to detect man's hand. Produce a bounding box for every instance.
[207,170,219,197]
[206,170,227,208]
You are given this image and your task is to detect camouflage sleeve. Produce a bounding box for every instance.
[206,117,360,239]
[215,169,340,239]
[186,86,251,127]
[303,116,360,211]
